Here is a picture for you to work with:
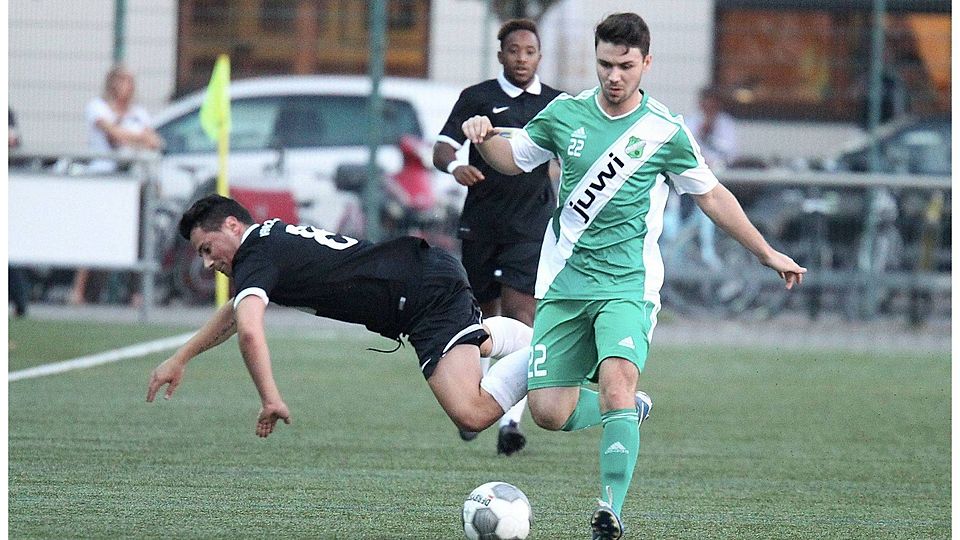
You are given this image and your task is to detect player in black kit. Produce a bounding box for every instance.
[434,18,562,454]
[146,195,532,439]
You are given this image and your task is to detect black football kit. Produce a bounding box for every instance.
[438,73,562,302]
[231,219,487,378]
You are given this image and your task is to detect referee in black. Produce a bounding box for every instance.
[433,18,562,456]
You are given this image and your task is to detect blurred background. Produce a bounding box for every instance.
[7,0,952,325]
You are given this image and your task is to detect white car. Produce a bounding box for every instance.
[152,75,466,231]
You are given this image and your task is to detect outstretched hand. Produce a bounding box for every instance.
[761,250,807,289]
[146,357,187,402]
[256,401,292,438]
[461,115,506,146]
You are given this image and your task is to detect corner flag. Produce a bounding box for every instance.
[200,54,232,306]
[200,55,231,143]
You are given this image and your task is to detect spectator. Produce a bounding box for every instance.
[70,66,163,305]
[664,86,738,268]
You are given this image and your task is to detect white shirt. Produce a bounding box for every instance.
[496,69,542,97]
[85,97,153,173]
[684,111,737,169]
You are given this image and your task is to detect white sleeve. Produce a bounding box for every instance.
[234,287,269,308]
[671,164,719,195]
[669,123,720,195]
[131,105,152,128]
[505,128,555,173]
[85,99,112,126]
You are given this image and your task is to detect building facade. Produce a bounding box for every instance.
[8,0,949,160]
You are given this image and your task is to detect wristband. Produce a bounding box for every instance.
[446,160,468,175]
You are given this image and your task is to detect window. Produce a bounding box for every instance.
[176,0,431,96]
[157,97,282,154]
[157,95,422,155]
[259,0,298,32]
[714,1,950,122]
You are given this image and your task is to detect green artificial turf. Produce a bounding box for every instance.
[8,319,950,538]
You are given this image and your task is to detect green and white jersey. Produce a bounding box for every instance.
[507,87,718,302]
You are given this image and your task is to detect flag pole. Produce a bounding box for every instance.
[199,54,232,307]
[214,55,230,307]
[214,108,230,306]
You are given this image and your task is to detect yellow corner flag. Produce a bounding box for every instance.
[200,54,232,306]
[200,54,231,144]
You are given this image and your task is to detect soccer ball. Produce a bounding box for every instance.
[462,481,532,540]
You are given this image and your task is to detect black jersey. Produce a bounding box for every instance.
[438,75,562,243]
[231,220,431,339]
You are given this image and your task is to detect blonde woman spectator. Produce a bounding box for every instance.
[70,66,163,304]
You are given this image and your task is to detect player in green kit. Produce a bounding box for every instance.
[462,12,807,539]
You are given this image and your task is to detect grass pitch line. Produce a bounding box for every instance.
[9,332,195,382]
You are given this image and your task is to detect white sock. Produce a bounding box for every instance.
[480,345,530,413]
[499,396,527,427]
[484,316,533,358]
[479,356,491,375]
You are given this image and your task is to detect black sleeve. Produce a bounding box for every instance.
[232,241,281,302]
[438,87,478,147]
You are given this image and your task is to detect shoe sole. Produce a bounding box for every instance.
[590,507,624,540]
[496,430,526,455]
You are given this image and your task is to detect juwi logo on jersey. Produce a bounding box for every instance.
[625,136,646,159]
[567,151,626,223]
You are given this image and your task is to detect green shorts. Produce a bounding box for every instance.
[527,297,659,390]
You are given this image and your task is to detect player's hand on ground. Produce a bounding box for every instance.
[146,357,187,402]
[256,401,292,438]
[452,164,485,187]
[761,250,807,289]
[462,115,500,145]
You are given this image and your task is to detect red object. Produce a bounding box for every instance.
[230,187,299,224]
[392,135,436,211]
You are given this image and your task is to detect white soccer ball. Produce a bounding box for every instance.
[462,481,533,540]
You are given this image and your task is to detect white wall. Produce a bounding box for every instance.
[9,1,177,153]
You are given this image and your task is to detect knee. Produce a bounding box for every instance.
[599,385,638,411]
[450,413,493,432]
[527,401,568,431]
[598,359,640,410]
[449,408,495,433]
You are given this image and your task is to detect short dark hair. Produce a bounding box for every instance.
[498,18,540,48]
[595,12,650,57]
[178,194,253,240]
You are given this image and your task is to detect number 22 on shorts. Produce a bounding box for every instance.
[528,344,547,378]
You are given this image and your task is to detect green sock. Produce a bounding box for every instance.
[560,387,603,431]
[599,408,640,514]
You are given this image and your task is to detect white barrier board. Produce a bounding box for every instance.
[9,174,141,267]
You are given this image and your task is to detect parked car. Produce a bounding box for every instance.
[149,75,467,303]
[152,75,466,222]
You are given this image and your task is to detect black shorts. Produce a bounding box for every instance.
[460,239,541,304]
[404,248,488,379]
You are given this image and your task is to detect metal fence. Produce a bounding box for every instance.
[661,169,950,324]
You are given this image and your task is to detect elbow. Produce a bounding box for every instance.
[236,329,256,352]
[492,161,523,176]
[235,324,262,352]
